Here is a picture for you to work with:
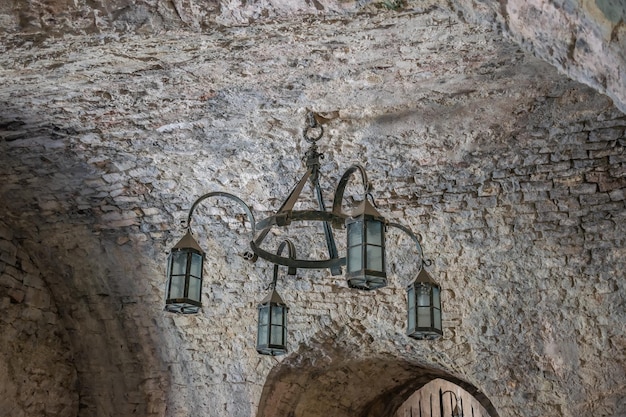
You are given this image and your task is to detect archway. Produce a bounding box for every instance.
[257,343,499,417]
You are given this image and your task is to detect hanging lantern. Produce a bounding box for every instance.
[165,230,205,314]
[345,199,387,290]
[256,288,288,356]
[407,268,442,340]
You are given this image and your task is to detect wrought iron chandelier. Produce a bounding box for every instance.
[164,113,443,355]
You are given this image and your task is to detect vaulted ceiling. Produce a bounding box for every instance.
[0,1,624,417]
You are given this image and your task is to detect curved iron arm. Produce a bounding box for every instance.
[332,164,372,216]
[272,240,297,286]
[251,241,346,270]
[387,222,433,268]
[255,209,347,230]
[186,191,256,239]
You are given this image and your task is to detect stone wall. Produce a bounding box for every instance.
[0,4,624,417]
[0,220,78,417]
[0,220,169,416]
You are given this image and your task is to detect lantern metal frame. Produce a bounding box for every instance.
[256,239,295,356]
[164,112,443,351]
[165,229,205,314]
[407,266,443,340]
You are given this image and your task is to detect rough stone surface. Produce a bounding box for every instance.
[0,220,78,417]
[0,3,625,417]
[0,0,623,113]
[452,0,626,114]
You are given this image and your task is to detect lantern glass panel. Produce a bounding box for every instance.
[259,305,269,326]
[271,325,283,345]
[417,285,430,306]
[271,305,283,324]
[433,286,440,308]
[169,274,185,299]
[366,220,382,245]
[188,276,201,302]
[258,305,270,345]
[347,221,363,246]
[172,251,187,275]
[348,246,362,273]
[434,308,441,331]
[270,305,286,345]
[190,252,203,278]
[366,245,383,271]
[417,306,431,327]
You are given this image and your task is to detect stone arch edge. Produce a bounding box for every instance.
[257,347,500,417]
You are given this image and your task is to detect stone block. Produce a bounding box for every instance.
[491,170,508,179]
[0,225,14,241]
[589,148,621,159]
[579,193,611,206]
[23,272,46,290]
[522,191,548,202]
[552,174,583,187]
[535,161,572,173]
[0,271,22,289]
[477,181,500,196]
[573,158,606,169]
[569,183,597,195]
[102,173,125,184]
[25,288,50,310]
[586,171,626,192]
[608,189,624,201]
[588,127,624,142]
[549,151,570,163]
[581,219,615,234]
[535,200,558,212]
[522,153,549,167]
[7,288,25,304]
[520,180,553,192]
[2,265,22,282]
[142,207,160,216]
[553,197,580,212]
[536,211,567,223]
[16,255,37,274]
[608,153,626,164]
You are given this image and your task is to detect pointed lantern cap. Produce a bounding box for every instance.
[173,230,205,254]
[413,267,438,286]
[259,288,286,306]
[351,198,385,221]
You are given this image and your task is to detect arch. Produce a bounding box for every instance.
[257,343,499,417]
[0,215,168,416]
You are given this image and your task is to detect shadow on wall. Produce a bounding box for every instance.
[0,218,79,416]
[257,342,499,417]
[0,109,169,417]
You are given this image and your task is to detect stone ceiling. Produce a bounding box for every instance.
[1,0,624,112]
[0,1,624,417]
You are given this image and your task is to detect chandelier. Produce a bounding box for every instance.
[164,113,443,355]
